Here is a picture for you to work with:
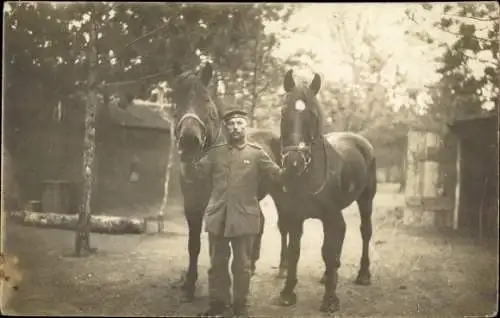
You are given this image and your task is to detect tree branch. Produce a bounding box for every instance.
[443,13,498,22]
[114,22,172,59]
[100,69,172,88]
[406,10,498,43]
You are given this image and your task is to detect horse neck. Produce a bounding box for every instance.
[304,136,327,177]
[204,117,225,151]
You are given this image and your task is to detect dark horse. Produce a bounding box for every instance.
[170,63,289,302]
[276,70,377,313]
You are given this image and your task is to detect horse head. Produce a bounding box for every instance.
[171,63,221,163]
[280,69,325,177]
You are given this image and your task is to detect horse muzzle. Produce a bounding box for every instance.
[177,133,206,163]
[281,145,311,176]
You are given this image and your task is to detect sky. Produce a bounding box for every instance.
[265,3,498,111]
[267,4,441,85]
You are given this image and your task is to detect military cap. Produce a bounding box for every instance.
[222,107,248,121]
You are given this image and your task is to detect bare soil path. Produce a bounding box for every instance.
[2,185,497,317]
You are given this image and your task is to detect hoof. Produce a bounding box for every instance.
[278,291,297,307]
[319,296,340,313]
[276,268,287,279]
[355,274,371,286]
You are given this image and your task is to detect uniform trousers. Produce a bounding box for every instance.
[208,232,256,306]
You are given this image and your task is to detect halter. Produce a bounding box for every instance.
[281,144,312,175]
[175,113,208,149]
[280,136,329,196]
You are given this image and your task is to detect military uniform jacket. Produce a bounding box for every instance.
[195,141,282,237]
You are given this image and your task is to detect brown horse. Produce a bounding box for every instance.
[170,63,290,302]
[277,70,377,313]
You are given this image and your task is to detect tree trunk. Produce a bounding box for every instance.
[75,17,98,256]
[11,211,146,234]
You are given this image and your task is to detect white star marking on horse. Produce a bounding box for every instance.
[295,100,306,111]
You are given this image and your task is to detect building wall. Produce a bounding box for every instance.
[93,127,173,213]
[8,101,180,215]
[458,138,498,237]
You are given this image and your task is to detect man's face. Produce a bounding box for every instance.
[225,116,247,142]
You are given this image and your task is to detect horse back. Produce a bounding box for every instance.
[324,132,374,165]
[247,128,281,162]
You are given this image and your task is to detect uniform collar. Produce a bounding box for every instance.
[228,141,247,150]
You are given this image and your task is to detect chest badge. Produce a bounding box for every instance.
[243,159,250,165]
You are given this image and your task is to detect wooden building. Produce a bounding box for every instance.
[403,115,498,239]
[448,115,498,239]
[92,102,173,213]
[11,99,175,215]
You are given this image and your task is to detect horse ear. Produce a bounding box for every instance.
[310,73,321,96]
[284,70,295,92]
[200,62,213,86]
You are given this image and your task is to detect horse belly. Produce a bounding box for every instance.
[327,141,371,208]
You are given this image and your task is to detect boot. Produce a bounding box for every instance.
[197,301,232,317]
[232,302,249,318]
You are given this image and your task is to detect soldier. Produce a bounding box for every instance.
[196,107,284,317]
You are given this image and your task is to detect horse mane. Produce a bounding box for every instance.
[174,69,207,94]
[173,68,219,116]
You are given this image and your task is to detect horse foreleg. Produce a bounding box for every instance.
[278,220,303,307]
[355,189,374,286]
[277,218,289,279]
[251,212,265,276]
[320,211,346,313]
[183,214,202,302]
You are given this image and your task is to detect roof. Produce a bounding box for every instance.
[448,115,498,147]
[448,115,497,130]
[108,101,171,131]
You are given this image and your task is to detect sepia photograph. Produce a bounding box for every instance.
[1,2,498,317]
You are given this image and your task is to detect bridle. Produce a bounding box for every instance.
[175,113,208,150]
[175,110,223,158]
[280,137,329,196]
[280,143,312,175]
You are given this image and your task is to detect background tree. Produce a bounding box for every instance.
[405,2,499,132]
[3,2,298,252]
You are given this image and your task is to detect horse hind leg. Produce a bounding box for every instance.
[355,179,376,286]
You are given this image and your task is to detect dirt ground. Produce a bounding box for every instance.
[2,184,498,317]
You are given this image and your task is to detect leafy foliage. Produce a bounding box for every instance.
[3,2,293,151]
[406,2,499,128]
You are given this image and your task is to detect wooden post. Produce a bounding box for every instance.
[452,139,461,230]
[75,16,98,256]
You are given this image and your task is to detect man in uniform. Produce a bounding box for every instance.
[196,107,284,317]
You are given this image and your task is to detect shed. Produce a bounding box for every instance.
[447,115,498,239]
[92,102,174,213]
[9,96,177,215]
